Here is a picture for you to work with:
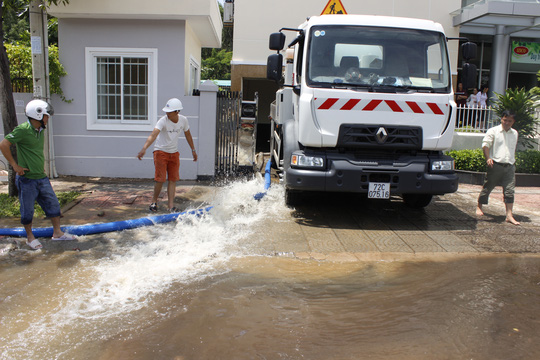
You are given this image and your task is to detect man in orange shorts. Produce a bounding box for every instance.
[137,98,197,212]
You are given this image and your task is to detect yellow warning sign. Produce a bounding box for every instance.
[321,0,347,15]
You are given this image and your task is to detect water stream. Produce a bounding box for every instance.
[1,179,539,359]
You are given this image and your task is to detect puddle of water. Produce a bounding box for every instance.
[1,178,540,359]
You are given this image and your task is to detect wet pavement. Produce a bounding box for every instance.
[1,175,539,257]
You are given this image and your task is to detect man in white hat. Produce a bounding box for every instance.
[137,98,197,212]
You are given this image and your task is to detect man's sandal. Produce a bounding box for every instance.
[27,239,43,250]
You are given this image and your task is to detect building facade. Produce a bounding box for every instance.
[0,0,222,180]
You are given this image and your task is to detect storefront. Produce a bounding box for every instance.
[453,0,540,96]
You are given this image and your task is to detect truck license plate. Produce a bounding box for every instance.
[368,182,390,199]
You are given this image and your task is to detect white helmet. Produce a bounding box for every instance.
[26,99,54,120]
[162,98,183,112]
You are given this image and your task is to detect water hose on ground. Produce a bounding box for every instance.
[0,206,214,238]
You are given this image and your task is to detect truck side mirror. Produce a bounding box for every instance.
[461,62,477,90]
[461,42,478,89]
[267,54,283,83]
[461,42,477,61]
[269,32,286,51]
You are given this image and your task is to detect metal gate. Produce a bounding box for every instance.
[215,91,258,176]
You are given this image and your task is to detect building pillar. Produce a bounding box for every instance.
[198,80,219,178]
[489,25,510,100]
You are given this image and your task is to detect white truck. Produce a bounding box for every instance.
[267,14,477,207]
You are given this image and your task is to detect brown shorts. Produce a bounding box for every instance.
[153,150,180,182]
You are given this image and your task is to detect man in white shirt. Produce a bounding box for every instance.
[137,98,197,212]
[476,110,520,225]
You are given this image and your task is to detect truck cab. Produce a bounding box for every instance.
[267,15,476,207]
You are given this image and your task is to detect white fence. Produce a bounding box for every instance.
[455,105,540,134]
[455,106,495,133]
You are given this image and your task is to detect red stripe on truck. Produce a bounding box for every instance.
[318,98,339,110]
[363,99,383,111]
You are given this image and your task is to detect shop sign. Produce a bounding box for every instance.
[511,41,540,64]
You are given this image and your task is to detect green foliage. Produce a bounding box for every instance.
[447,149,487,172]
[0,190,80,217]
[5,42,70,101]
[515,150,540,174]
[491,87,540,149]
[532,70,540,97]
[201,3,232,80]
[2,2,30,43]
[202,48,232,80]
[447,149,540,174]
[454,126,483,133]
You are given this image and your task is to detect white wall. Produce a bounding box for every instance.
[42,18,218,179]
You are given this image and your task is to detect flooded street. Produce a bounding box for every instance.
[1,179,540,359]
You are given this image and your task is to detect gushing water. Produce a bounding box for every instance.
[0,178,289,359]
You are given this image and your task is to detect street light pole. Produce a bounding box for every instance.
[29,0,57,177]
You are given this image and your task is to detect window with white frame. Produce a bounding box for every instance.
[189,57,200,95]
[86,48,157,131]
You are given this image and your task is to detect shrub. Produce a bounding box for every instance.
[447,149,486,172]
[447,149,540,174]
[5,43,70,102]
[491,88,539,149]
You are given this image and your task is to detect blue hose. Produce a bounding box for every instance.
[0,206,214,238]
[254,159,272,200]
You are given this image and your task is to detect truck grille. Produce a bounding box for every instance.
[337,124,422,150]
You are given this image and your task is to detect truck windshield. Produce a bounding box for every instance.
[307,25,451,92]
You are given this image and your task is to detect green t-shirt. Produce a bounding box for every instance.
[4,121,46,179]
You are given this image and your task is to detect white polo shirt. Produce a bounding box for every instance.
[153,115,190,153]
[482,124,518,165]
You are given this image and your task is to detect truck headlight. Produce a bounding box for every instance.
[431,160,454,172]
[291,154,324,168]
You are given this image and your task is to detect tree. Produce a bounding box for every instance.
[202,48,232,80]
[201,3,232,80]
[491,87,540,149]
[0,0,68,196]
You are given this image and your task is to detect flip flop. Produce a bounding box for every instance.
[27,239,43,250]
[52,233,76,241]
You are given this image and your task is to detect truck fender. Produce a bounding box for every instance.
[281,118,300,170]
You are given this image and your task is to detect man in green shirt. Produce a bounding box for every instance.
[0,99,76,249]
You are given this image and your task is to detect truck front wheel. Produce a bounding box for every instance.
[402,194,433,208]
[285,188,300,207]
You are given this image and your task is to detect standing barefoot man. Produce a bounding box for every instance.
[476,110,520,225]
[137,98,197,212]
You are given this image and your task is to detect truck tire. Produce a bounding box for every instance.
[285,188,300,207]
[402,194,433,208]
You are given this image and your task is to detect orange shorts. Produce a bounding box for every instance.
[153,150,180,182]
